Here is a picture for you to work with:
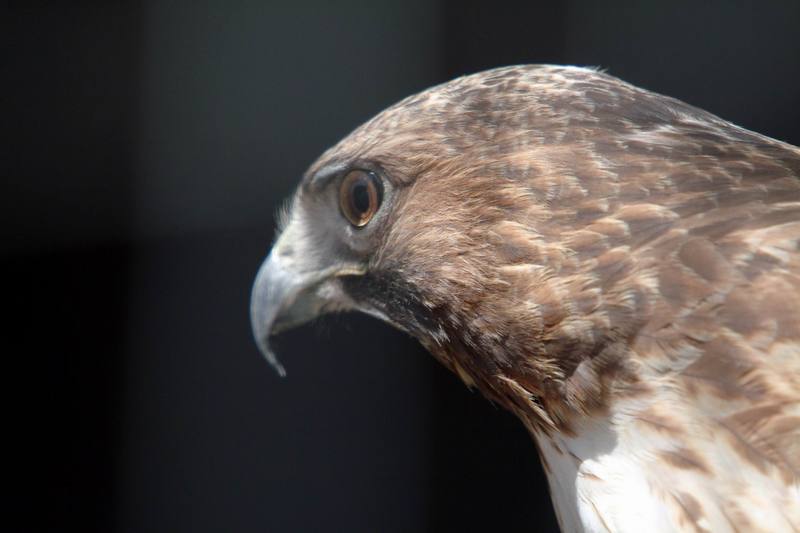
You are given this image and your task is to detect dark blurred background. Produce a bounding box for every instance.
[5,1,799,532]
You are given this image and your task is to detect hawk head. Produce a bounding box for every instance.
[251,64,800,531]
[250,65,666,429]
[249,64,800,435]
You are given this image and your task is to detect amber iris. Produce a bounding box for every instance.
[339,170,381,227]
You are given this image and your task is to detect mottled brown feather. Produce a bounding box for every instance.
[302,65,800,530]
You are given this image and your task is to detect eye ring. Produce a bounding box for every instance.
[339,170,382,227]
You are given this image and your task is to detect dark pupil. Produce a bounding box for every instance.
[351,180,370,214]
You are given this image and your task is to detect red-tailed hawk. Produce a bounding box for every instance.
[250,65,800,532]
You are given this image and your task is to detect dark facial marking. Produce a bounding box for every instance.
[341,270,441,339]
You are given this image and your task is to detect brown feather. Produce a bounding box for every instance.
[301,65,800,529]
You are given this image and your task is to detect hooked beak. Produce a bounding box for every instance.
[250,253,311,376]
[249,234,364,377]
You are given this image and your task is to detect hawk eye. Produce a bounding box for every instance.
[339,170,382,227]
